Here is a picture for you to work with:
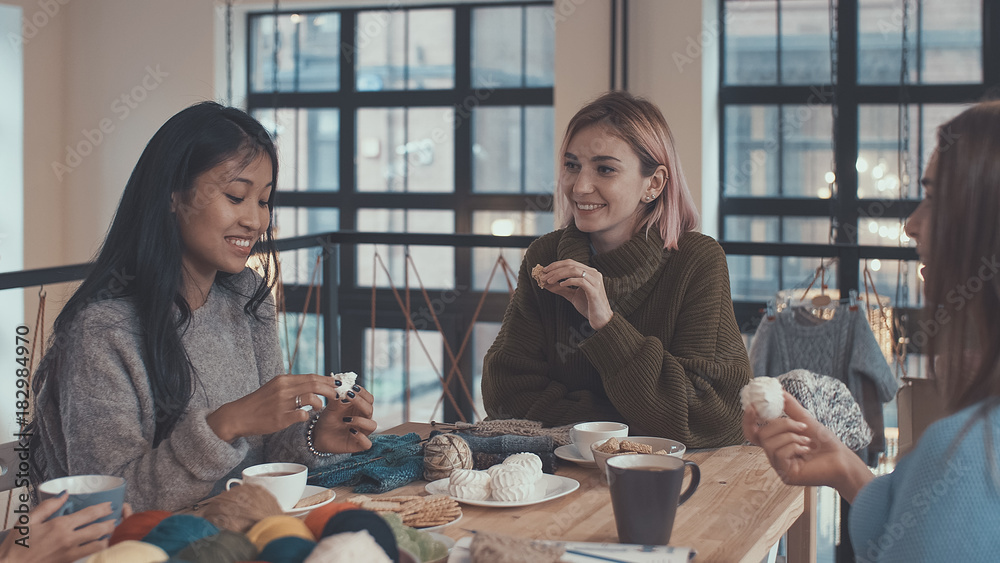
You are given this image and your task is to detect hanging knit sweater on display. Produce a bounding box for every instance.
[749,306,898,408]
[482,223,751,449]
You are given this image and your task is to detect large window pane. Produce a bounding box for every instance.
[472,6,553,88]
[356,9,453,91]
[278,313,324,375]
[274,207,339,285]
[408,10,454,89]
[857,104,967,199]
[724,106,779,196]
[782,105,834,198]
[473,7,522,87]
[725,216,832,243]
[251,13,340,93]
[724,0,778,85]
[780,0,832,84]
[728,256,838,301]
[356,209,455,289]
[472,211,554,291]
[254,108,339,191]
[524,6,555,87]
[859,0,982,84]
[473,106,554,194]
[357,107,454,193]
[365,328,443,427]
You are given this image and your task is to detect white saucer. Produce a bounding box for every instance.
[285,484,335,516]
[425,474,579,507]
[554,444,597,467]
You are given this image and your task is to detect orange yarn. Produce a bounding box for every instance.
[303,501,360,540]
[109,511,172,546]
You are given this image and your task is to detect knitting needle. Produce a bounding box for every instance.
[564,550,633,563]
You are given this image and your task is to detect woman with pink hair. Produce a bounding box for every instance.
[483,91,750,448]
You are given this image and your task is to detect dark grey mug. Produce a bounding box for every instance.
[606,454,700,545]
[37,475,126,527]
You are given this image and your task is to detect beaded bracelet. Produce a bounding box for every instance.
[306,414,337,457]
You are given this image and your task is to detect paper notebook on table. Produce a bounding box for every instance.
[449,536,697,563]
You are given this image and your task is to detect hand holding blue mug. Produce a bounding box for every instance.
[37,475,126,528]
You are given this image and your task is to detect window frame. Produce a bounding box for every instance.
[246,2,554,423]
[718,0,1000,332]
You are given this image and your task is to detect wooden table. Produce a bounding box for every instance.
[333,423,816,563]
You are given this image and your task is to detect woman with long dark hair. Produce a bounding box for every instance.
[744,101,1000,560]
[29,102,376,513]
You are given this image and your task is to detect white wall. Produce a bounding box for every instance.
[1,2,25,440]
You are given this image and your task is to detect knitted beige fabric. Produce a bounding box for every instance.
[482,224,751,448]
[470,532,564,563]
[449,420,573,447]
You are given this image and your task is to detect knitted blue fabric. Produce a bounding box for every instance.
[306,433,424,494]
[849,401,1000,561]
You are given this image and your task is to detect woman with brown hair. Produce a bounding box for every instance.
[483,91,751,448]
[744,101,1000,560]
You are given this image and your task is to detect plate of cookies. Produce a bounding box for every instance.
[425,473,579,508]
[350,493,464,529]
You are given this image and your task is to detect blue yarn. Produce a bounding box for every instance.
[257,536,317,563]
[307,433,424,494]
[142,514,220,556]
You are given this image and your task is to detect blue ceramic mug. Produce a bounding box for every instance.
[37,474,126,526]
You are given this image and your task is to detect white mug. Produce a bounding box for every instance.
[570,421,629,461]
[226,462,307,511]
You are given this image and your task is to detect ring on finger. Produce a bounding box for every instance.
[295,394,302,409]
[581,270,587,278]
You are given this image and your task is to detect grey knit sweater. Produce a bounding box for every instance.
[31,269,347,512]
[749,307,899,407]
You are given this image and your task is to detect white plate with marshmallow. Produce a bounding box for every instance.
[425,474,579,508]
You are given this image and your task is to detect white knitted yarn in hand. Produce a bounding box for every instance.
[741,377,784,420]
[331,371,358,390]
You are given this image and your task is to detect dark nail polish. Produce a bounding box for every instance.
[335,380,343,386]
[352,384,360,392]
[347,391,356,398]
[343,416,353,423]
[349,428,359,434]
[341,399,350,403]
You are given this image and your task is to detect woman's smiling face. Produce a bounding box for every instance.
[173,153,273,287]
[560,124,655,253]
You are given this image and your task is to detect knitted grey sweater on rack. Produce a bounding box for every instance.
[749,306,899,408]
[31,269,347,512]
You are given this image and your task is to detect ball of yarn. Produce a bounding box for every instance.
[257,536,316,563]
[109,511,172,546]
[85,540,169,563]
[142,515,220,556]
[321,509,399,562]
[303,501,360,539]
[306,530,392,563]
[200,484,284,533]
[175,529,259,563]
[423,433,473,480]
[246,515,315,550]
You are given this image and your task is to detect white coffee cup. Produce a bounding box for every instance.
[226,462,307,511]
[570,421,629,461]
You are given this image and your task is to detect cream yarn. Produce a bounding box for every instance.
[423,433,473,480]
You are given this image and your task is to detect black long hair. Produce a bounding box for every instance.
[32,102,280,460]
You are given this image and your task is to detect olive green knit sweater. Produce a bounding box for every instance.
[482,224,750,448]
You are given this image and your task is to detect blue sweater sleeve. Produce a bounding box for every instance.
[849,404,1000,562]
